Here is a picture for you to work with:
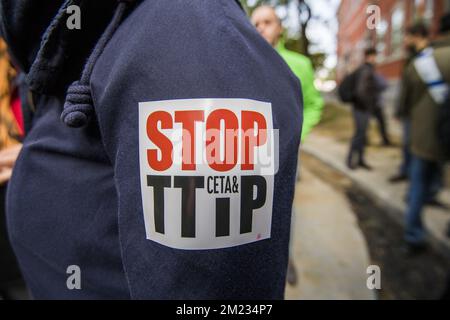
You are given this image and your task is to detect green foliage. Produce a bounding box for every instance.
[309,52,326,70]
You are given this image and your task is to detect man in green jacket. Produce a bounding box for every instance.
[251,5,324,142]
[251,5,324,285]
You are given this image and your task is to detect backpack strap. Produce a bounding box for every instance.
[414,47,449,105]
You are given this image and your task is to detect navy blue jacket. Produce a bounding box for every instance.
[1,0,302,299]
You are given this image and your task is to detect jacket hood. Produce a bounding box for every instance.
[0,0,64,72]
[0,0,244,95]
[0,0,116,94]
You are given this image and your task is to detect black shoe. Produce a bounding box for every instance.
[287,260,298,286]
[358,162,373,171]
[346,158,356,170]
[347,163,357,170]
[346,154,355,170]
[389,174,408,184]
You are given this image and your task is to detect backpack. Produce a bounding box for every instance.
[353,65,379,110]
[338,72,356,103]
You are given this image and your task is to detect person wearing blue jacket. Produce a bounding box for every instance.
[0,0,302,299]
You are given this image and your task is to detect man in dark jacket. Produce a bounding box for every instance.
[390,23,447,207]
[398,22,450,254]
[0,0,303,299]
[346,48,384,170]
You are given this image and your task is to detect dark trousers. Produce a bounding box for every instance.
[372,106,390,144]
[399,120,442,199]
[405,155,442,245]
[348,108,370,166]
[399,120,412,176]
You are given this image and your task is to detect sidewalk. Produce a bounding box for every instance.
[285,166,376,300]
[302,130,450,256]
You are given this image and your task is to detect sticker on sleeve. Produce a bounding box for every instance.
[139,99,278,250]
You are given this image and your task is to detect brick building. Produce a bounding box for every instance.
[337,0,450,83]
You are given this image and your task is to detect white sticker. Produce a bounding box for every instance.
[139,99,277,250]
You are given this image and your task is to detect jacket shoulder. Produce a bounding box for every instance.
[434,46,450,81]
[91,0,303,116]
[279,49,312,68]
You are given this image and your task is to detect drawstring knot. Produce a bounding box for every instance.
[61,81,94,128]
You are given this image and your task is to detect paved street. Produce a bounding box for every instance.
[285,165,376,300]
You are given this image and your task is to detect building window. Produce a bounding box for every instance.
[423,0,434,25]
[391,2,406,57]
[414,0,434,26]
[376,19,388,61]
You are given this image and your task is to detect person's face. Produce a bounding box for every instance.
[365,54,377,65]
[404,34,416,50]
[404,34,422,54]
[251,7,282,47]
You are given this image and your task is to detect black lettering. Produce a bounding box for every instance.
[240,176,267,234]
[225,177,232,193]
[214,176,219,194]
[232,176,239,193]
[207,176,214,194]
[147,175,171,234]
[174,176,205,238]
[219,176,225,193]
[216,198,230,237]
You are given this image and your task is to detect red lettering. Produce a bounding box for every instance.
[241,111,267,170]
[147,111,173,171]
[175,110,205,170]
[206,109,239,172]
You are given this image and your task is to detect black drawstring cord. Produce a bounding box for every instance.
[38,0,74,53]
[61,1,131,128]
[27,0,74,92]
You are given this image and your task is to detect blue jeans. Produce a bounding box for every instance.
[401,120,442,200]
[405,155,441,244]
[399,120,411,177]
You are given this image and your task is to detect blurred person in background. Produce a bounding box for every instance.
[0,37,25,299]
[344,48,385,171]
[251,5,324,286]
[397,22,450,254]
[391,24,446,211]
[250,6,323,143]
